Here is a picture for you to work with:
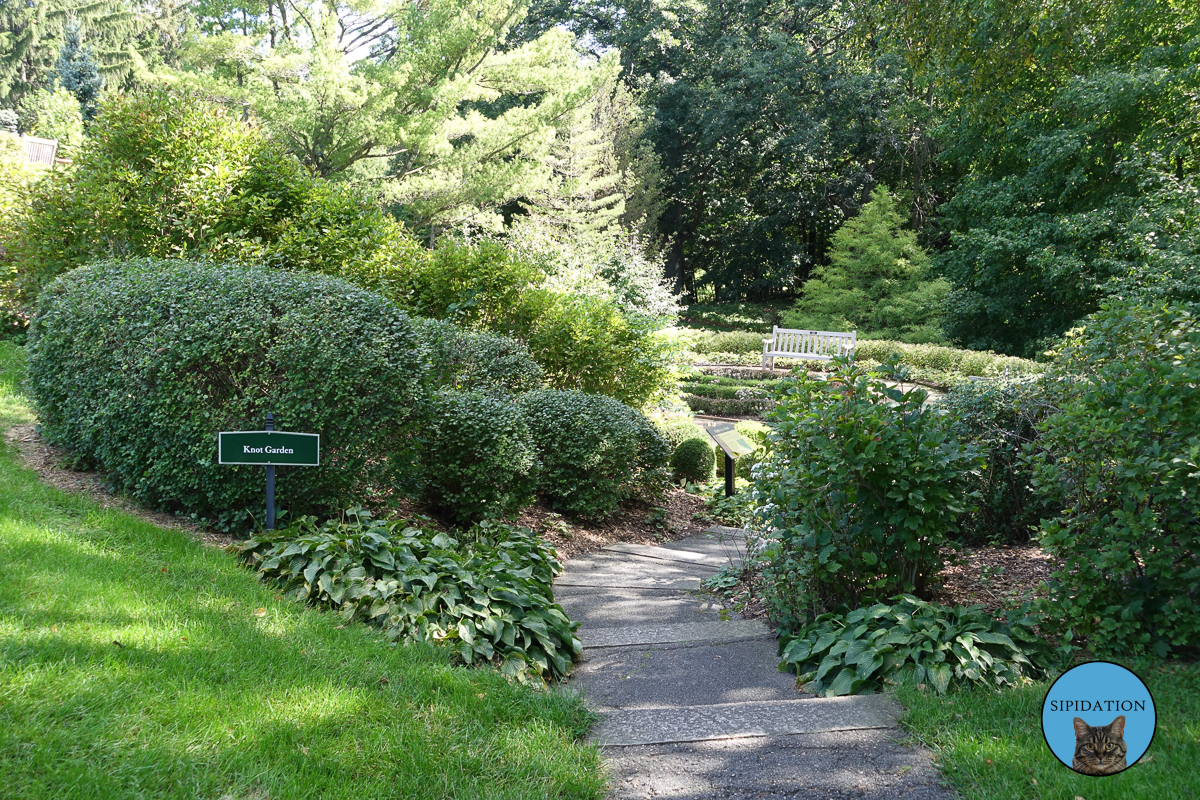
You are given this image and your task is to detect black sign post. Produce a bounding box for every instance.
[705,422,758,498]
[265,412,276,530]
[218,413,320,530]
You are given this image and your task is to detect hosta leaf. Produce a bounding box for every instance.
[814,653,843,683]
[928,663,953,694]
[781,639,813,663]
[843,638,875,665]
[826,668,862,697]
[856,653,885,680]
[811,632,837,656]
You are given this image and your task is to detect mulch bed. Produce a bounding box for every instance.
[4,423,709,561]
[713,536,1061,629]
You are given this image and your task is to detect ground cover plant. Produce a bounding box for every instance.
[679,302,787,332]
[896,662,1200,800]
[777,596,1057,697]
[237,512,579,681]
[27,259,426,531]
[0,341,606,800]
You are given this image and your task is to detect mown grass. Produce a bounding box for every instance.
[896,661,1200,799]
[0,342,605,800]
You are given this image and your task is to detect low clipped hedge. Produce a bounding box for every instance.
[413,317,544,395]
[854,340,1041,381]
[521,389,671,518]
[421,390,539,524]
[28,259,426,529]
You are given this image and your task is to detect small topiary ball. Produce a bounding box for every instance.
[672,437,715,483]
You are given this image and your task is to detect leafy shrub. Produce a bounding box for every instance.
[672,437,715,483]
[941,377,1059,543]
[19,87,84,156]
[522,389,671,518]
[28,259,426,529]
[778,596,1057,696]
[412,317,544,394]
[653,415,707,449]
[522,292,675,407]
[385,239,676,407]
[1030,301,1200,656]
[421,390,539,524]
[237,511,580,681]
[11,89,417,303]
[755,357,983,632]
[0,132,48,333]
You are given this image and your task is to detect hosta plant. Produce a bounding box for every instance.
[237,510,580,681]
[777,595,1057,697]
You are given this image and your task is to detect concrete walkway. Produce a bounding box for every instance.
[555,526,954,799]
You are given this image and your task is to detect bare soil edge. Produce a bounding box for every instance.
[2,423,713,561]
[4,423,237,548]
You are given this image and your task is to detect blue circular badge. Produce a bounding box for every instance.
[1041,661,1156,776]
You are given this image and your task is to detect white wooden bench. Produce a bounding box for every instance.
[22,135,57,166]
[762,327,856,369]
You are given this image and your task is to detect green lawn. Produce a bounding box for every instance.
[896,661,1200,799]
[0,342,605,800]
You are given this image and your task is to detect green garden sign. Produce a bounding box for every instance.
[219,413,319,529]
[705,422,757,498]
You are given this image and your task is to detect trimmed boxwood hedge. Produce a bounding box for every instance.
[412,317,544,395]
[421,390,539,524]
[521,389,670,518]
[28,258,427,529]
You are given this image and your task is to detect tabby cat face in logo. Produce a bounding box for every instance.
[1072,715,1127,775]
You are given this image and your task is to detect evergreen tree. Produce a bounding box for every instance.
[783,185,948,343]
[54,20,102,120]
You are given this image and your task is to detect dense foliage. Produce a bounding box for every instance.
[238,511,581,681]
[10,90,414,303]
[1030,302,1200,656]
[521,389,670,518]
[412,318,545,395]
[389,239,676,406]
[941,377,1058,544]
[755,358,982,631]
[778,596,1057,697]
[783,186,947,343]
[421,390,539,525]
[28,259,426,529]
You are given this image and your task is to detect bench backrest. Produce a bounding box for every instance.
[769,327,856,357]
[22,135,57,166]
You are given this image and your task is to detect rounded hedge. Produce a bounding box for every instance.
[521,389,670,518]
[421,389,539,524]
[412,317,544,395]
[672,437,715,483]
[28,258,427,529]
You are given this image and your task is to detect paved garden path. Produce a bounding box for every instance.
[554,526,954,799]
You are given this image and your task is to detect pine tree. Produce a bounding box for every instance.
[55,19,102,119]
[784,185,949,343]
[0,0,156,106]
